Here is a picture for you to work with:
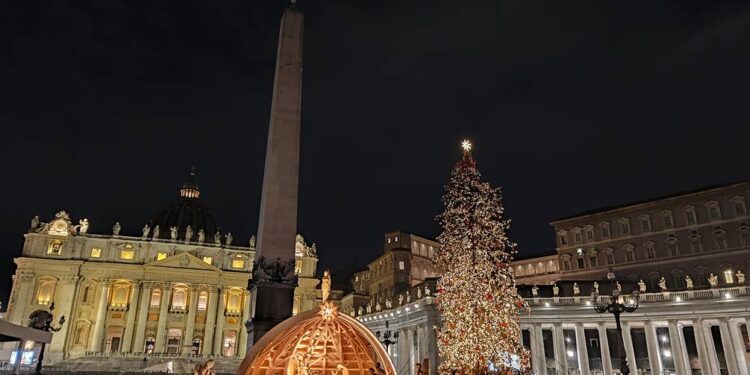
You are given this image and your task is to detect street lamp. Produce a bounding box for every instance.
[591,269,639,375]
[29,302,65,374]
[375,320,399,351]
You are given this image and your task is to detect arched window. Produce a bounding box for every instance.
[713,228,728,250]
[111,285,130,307]
[671,269,685,289]
[689,231,703,253]
[588,249,599,268]
[705,201,722,221]
[666,234,680,256]
[198,291,208,311]
[604,248,615,265]
[623,244,635,262]
[36,279,56,305]
[227,291,242,311]
[150,289,161,308]
[600,222,611,239]
[172,288,187,309]
[560,255,571,271]
[644,242,656,259]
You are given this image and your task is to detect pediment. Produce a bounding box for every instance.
[145,252,221,272]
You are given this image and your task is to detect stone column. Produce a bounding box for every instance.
[575,324,591,375]
[121,281,142,353]
[239,290,251,357]
[155,283,172,353]
[728,319,750,375]
[132,282,152,353]
[532,324,547,375]
[697,321,721,375]
[49,276,80,359]
[621,321,637,374]
[718,318,741,375]
[692,320,714,375]
[553,323,567,373]
[667,320,689,375]
[643,320,662,374]
[203,287,218,355]
[8,273,35,325]
[182,287,199,354]
[597,323,613,375]
[213,288,226,355]
[90,280,111,352]
[425,311,440,375]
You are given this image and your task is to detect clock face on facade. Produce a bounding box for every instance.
[48,219,70,236]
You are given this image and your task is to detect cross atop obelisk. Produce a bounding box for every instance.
[247,1,304,345]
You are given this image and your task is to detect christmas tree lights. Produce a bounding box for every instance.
[435,140,530,374]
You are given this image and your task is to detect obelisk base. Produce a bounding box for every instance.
[246,283,295,348]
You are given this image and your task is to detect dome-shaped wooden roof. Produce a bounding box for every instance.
[237,303,396,375]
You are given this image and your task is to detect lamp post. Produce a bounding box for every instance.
[29,302,65,374]
[591,269,639,375]
[375,320,399,351]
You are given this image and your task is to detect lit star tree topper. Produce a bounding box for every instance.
[435,140,530,374]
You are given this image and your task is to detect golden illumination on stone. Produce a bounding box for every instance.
[237,272,395,375]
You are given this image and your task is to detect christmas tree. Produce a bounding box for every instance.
[435,140,530,374]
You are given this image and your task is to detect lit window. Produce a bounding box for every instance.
[197,292,208,311]
[724,269,734,284]
[36,280,55,305]
[202,256,213,265]
[227,291,242,311]
[576,248,583,256]
[172,288,187,309]
[150,290,161,308]
[112,285,129,306]
[387,238,391,244]
[157,252,167,261]
[232,258,245,269]
[394,236,399,242]
[398,261,405,270]
[47,240,64,255]
[90,248,102,258]
[120,250,135,260]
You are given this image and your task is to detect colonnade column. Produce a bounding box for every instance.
[532,324,546,375]
[425,313,439,375]
[667,320,689,375]
[132,281,153,353]
[155,283,172,353]
[202,287,218,355]
[239,290,251,357]
[575,324,591,375]
[121,281,142,353]
[620,321,637,374]
[643,321,662,374]
[213,288,226,355]
[728,319,750,375]
[552,323,566,373]
[696,320,720,375]
[718,318,741,375]
[597,323,613,375]
[182,288,199,355]
[90,279,111,352]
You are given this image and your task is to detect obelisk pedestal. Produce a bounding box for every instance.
[246,3,304,348]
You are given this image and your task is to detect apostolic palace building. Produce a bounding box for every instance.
[2,172,321,369]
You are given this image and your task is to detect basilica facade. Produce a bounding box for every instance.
[4,174,320,363]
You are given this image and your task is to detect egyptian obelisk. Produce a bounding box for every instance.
[246,1,304,346]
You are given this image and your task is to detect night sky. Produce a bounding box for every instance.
[2,0,749,300]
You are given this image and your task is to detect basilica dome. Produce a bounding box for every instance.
[149,169,219,240]
[237,302,395,375]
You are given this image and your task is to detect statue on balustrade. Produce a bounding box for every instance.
[398,294,404,305]
[385,298,392,309]
[79,218,89,234]
[417,287,422,299]
[30,215,40,231]
[593,282,599,294]
[425,285,430,296]
[185,225,193,243]
[152,225,160,239]
[708,273,719,288]
[406,291,411,303]
[170,226,178,241]
[375,302,381,312]
[197,229,205,243]
[552,284,559,296]
[366,304,372,314]
[737,270,746,285]
[685,275,694,290]
[112,222,121,236]
[531,284,539,297]
[226,232,233,246]
[142,224,150,239]
[638,279,646,293]
[358,306,363,316]
[573,282,580,295]
[658,277,668,291]
[214,231,221,245]
[615,281,622,292]
[249,235,256,248]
